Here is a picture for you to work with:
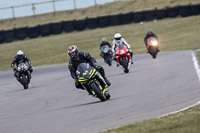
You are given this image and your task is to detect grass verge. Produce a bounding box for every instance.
[101,105,200,133]
[198,52,200,62]
[0,15,200,71]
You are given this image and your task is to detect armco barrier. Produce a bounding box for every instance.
[156,9,168,19]
[75,19,87,31]
[144,10,156,21]
[120,12,133,24]
[51,22,63,34]
[3,29,15,43]
[179,5,191,17]
[167,6,179,18]
[190,4,200,15]
[63,20,75,33]
[39,24,52,37]
[27,26,40,38]
[98,16,110,28]
[14,27,28,40]
[86,17,98,29]
[133,11,144,22]
[109,14,121,26]
[0,31,4,44]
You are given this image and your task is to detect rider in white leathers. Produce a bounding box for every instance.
[112,33,133,65]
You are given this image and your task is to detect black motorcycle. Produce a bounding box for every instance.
[76,63,111,102]
[100,45,113,66]
[16,63,31,89]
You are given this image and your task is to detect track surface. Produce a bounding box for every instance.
[0,50,200,133]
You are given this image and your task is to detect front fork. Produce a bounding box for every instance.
[95,72,107,90]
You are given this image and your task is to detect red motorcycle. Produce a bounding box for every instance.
[147,37,159,59]
[115,43,132,73]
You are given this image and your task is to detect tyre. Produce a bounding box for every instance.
[121,58,129,73]
[152,55,156,59]
[150,47,157,59]
[90,82,106,102]
[105,92,111,100]
[22,75,28,89]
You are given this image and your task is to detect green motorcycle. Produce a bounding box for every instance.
[76,63,111,102]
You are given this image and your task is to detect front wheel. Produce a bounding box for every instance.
[90,82,106,102]
[121,58,129,73]
[22,75,29,89]
[150,47,157,59]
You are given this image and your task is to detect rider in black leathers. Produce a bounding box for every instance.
[68,45,111,90]
[144,29,159,52]
[11,50,33,81]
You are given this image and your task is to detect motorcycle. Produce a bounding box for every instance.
[147,37,159,59]
[100,45,113,66]
[16,63,31,89]
[76,63,111,102]
[115,43,132,73]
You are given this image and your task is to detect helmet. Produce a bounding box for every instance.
[68,45,79,59]
[148,29,153,34]
[17,50,24,60]
[114,33,121,40]
[101,37,107,42]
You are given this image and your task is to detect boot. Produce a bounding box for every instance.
[131,57,133,64]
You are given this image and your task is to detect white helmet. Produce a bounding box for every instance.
[17,50,24,59]
[114,33,121,40]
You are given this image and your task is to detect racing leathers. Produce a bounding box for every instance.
[112,38,133,64]
[11,55,33,80]
[68,52,111,90]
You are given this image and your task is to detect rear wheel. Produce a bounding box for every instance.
[90,82,106,102]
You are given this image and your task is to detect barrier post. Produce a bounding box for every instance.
[11,6,15,19]
[32,4,36,17]
[52,0,56,15]
[73,0,76,10]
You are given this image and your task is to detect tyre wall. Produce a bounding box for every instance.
[1,3,200,44]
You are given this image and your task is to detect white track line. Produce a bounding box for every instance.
[157,51,200,118]
[192,51,200,83]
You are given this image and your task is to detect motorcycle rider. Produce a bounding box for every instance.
[11,50,33,81]
[67,45,111,91]
[112,33,133,66]
[99,37,112,57]
[144,29,159,53]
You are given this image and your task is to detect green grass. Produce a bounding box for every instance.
[0,15,200,71]
[101,105,200,133]
[0,0,200,30]
[198,52,200,62]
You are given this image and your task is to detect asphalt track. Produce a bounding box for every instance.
[0,50,200,133]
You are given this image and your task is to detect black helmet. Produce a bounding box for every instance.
[68,45,79,59]
[17,50,24,60]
